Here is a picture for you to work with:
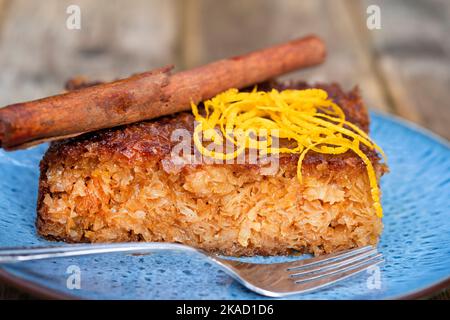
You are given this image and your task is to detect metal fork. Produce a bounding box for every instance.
[0,243,383,297]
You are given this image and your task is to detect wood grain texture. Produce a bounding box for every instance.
[182,0,390,112]
[0,0,180,106]
[361,0,450,139]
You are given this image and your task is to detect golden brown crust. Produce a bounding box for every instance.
[41,81,375,170]
[36,81,386,256]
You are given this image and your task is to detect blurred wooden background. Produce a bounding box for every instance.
[0,0,449,299]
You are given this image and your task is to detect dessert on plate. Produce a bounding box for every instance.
[0,35,388,256]
[37,81,387,256]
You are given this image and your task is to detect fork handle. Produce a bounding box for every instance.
[0,242,207,264]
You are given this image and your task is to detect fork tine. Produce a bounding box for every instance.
[213,250,384,297]
[294,253,383,284]
[286,245,374,271]
[289,247,378,277]
[276,256,384,296]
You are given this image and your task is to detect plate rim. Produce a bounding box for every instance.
[369,109,450,148]
[1,266,449,300]
[0,111,449,300]
[0,268,76,299]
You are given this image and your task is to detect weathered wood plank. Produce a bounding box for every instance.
[0,0,180,106]
[360,0,450,139]
[182,0,390,111]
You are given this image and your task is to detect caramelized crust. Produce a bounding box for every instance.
[41,82,374,170]
[37,81,387,256]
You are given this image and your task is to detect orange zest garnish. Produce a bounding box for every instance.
[191,88,387,217]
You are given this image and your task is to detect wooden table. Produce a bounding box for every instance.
[0,0,448,299]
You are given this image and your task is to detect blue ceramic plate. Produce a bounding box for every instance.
[0,111,449,299]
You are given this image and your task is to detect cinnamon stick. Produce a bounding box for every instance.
[0,35,326,150]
